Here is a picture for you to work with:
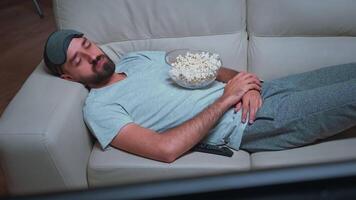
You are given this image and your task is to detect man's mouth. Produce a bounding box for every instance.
[97,57,105,68]
[94,55,107,71]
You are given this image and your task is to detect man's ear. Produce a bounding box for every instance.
[60,74,75,82]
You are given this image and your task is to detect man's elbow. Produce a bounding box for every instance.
[161,154,176,163]
[158,142,180,163]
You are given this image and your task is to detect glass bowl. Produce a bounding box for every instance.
[165,49,222,89]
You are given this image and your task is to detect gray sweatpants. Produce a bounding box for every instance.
[240,63,356,153]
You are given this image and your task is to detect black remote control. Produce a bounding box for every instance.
[192,143,234,157]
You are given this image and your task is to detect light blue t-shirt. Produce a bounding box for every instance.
[83,51,248,150]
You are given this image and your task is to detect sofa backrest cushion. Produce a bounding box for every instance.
[54,0,248,71]
[247,0,356,80]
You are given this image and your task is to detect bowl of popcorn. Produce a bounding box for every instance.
[165,49,222,89]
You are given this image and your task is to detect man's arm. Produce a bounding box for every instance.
[111,72,261,163]
[112,98,230,163]
[216,67,239,83]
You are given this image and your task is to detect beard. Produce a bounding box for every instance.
[80,54,116,87]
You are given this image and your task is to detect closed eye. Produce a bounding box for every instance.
[83,37,91,48]
[74,56,81,66]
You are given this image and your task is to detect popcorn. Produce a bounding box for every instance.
[169,51,222,88]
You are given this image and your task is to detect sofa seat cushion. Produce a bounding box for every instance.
[88,143,251,187]
[251,131,356,169]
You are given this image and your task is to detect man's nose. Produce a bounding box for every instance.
[79,49,100,64]
[89,54,98,63]
[82,52,98,64]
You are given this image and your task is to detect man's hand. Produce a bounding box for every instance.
[220,72,262,107]
[235,90,263,124]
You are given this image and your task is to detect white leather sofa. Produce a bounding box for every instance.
[1,0,356,195]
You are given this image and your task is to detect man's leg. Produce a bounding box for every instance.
[241,76,356,153]
[268,62,356,92]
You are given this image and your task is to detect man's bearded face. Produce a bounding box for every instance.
[80,54,116,86]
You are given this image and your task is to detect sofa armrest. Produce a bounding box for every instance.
[0,62,93,195]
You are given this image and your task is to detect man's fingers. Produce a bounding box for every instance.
[229,72,262,89]
[235,101,242,112]
[249,105,257,124]
[246,83,261,92]
[232,72,262,87]
[246,77,262,87]
[241,74,261,84]
[241,100,249,123]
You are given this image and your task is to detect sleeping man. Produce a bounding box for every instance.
[43,29,356,163]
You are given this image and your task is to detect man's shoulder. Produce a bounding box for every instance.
[83,92,107,114]
[83,88,126,114]
[83,97,100,113]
